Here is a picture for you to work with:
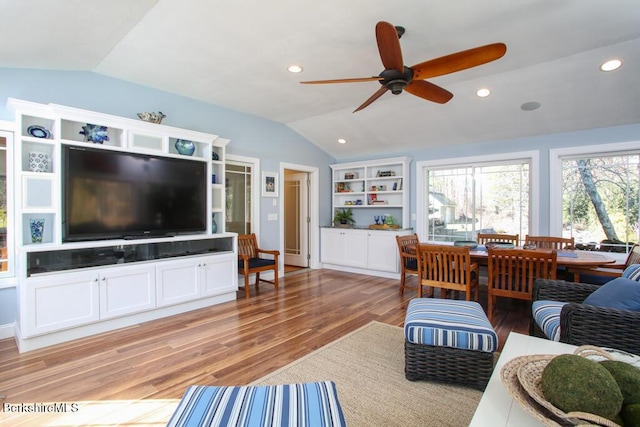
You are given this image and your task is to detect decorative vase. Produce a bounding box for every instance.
[212,151,219,161]
[30,219,45,243]
[211,213,218,233]
[175,139,195,156]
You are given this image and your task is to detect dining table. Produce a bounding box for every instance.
[407,242,617,269]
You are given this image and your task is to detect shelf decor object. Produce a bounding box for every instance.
[28,151,48,172]
[137,111,166,124]
[27,125,51,139]
[79,123,109,144]
[175,139,195,156]
[29,218,45,243]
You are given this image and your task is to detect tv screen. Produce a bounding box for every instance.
[62,145,207,242]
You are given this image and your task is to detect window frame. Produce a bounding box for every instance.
[550,141,640,258]
[416,150,540,241]
[0,126,15,286]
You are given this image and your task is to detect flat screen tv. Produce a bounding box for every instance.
[62,145,207,242]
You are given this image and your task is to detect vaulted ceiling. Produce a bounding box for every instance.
[1,0,639,159]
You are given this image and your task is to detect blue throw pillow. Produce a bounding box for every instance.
[583,277,640,311]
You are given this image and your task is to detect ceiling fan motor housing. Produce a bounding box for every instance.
[380,66,414,94]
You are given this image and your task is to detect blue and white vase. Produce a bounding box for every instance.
[30,219,45,243]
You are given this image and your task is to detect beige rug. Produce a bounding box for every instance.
[253,321,482,427]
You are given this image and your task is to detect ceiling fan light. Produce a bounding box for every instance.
[600,59,622,72]
[476,88,491,98]
[337,138,347,144]
[387,79,407,95]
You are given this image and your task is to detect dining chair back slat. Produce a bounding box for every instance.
[396,234,420,295]
[524,235,574,250]
[477,233,519,246]
[487,248,557,320]
[416,243,479,301]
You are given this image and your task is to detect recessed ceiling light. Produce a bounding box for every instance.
[288,64,303,73]
[521,101,541,111]
[476,88,491,98]
[337,138,347,144]
[600,59,622,72]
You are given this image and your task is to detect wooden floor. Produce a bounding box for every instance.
[0,268,529,407]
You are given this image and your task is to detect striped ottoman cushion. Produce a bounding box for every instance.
[167,381,346,427]
[404,299,498,352]
[532,300,567,342]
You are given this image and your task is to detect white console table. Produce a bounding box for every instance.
[469,332,577,427]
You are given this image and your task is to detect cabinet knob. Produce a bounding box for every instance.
[101,277,106,281]
[93,278,98,282]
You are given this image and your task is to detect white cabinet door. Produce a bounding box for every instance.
[321,228,345,265]
[99,265,156,319]
[201,254,237,297]
[24,271,99,336]
[321,228,368,268]
[367,231,400,273]
[156,258,201,307]
[342,230,368,268]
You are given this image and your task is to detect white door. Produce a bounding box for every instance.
[284,171,309,267]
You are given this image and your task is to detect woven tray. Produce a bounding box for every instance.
[500,346,635,427]
[368,224,400,229]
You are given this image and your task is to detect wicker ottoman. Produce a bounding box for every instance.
[404,298,498,390]
[167,381,346,427]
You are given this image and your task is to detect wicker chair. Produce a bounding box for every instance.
[568,243,640,284]
[531,278,640,355]
[524,235,574,250]
[416,243,479,300]
[396,234,420,295]
[487,248,557,320]
[477,233,519,246]
[237,233,279,299]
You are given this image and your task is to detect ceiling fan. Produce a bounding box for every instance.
[301,21,506,112]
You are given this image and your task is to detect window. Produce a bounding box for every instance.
[417,152,538,242]
[225,155,260,236]
[551,143,640,254]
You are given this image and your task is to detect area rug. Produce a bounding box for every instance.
[253,321,482,427]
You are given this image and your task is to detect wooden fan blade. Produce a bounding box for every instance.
[405,80,453,104]
[376,21,404,73]
[411,43,507,80]
[300,77,382,84]
[353,86,388,113]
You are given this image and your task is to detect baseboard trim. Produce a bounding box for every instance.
[0,322,15,340]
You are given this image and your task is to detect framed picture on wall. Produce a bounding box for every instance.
[262,171,278,197]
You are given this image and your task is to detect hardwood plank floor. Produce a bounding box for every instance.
[0,268,529,421]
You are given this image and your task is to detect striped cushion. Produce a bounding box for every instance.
[532,300,567,342]
[167,381,346,427]
[404,299,498,352]
[623,264,640,281]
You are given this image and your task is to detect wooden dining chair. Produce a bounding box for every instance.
[416,243,479,301]
[477,233,519,246]
[523,235,574,250]
[237,233,280,299]
[487,248,557,320]
[396,234,420,295]
[568,243,640,283]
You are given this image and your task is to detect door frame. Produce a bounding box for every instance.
[226,154,260,237]
[280,162,320,270]
[283,171,309,267]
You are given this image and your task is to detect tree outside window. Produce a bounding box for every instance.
[561,154,640,252]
